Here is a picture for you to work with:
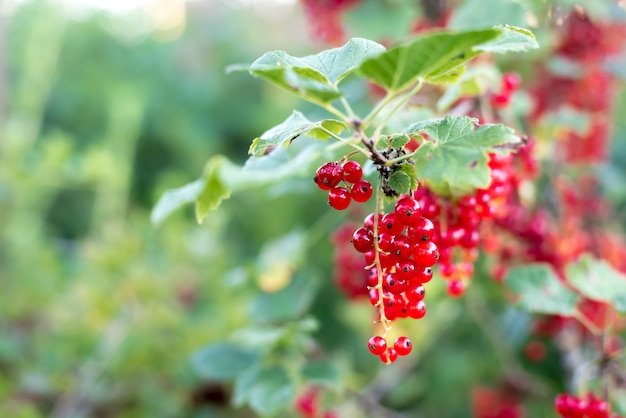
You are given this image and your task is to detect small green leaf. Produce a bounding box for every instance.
[406,115,521,197]
[388,170,411,195]
[505,264,579,316]
[398,161,418,191]
[191,342,261,381]
[249,38,385,104]
[233,365,295,416]
[195,155,232,223]
[150,179,204,225]
[249,274,319,324]
[301,360,340,387]
[249,111,347,157]
[566,255,626,313]
[389,133,410,148]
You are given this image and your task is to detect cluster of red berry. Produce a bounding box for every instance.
[314,161,373,210]
[294,386,337,418]
[299,0,360,45]
[555,392,621,418]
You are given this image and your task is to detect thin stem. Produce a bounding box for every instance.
[373,80,425,141]
[371,175,392,339]
[319,126,370,155]
[362,90,398,130]
[339,96,357,120]
[320,101,352,126]
[385,149,419,166]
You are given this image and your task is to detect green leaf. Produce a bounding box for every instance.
[505,264,579,316]
[388,133,410,148]
[566,255,626,313]
[387,169,411,195]
[150,179,204,225]
[191,342,261,381]
[301,360,340,387]
[249,111,347,157]
[399,161,418,191]
[249,38,385,104]
[233,365,295,416]
[356,25,536,92]
[249,274,319,324]
[195,155,232,223]
[406,115,520,196]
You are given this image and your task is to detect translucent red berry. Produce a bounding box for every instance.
[314,162,343,190]
[342,160,363,183]
[368,335,387,355]
[394,336,412,356]
[379,347,398,364]
[407,300,427,319]
[394,197,422,226]
[413,241,440,267]
[502,72,521,92]
[381,212,405,235]
[409,217,435,242]
[446,279,465,297]
[352,227,374,253]
[350,179,373,202]
[328,187,351,210]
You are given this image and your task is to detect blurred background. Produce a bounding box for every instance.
[2,0,626,417]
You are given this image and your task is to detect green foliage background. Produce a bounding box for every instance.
[1,0,626,417]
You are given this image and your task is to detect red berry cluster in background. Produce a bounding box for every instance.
[490,72,522,110]
[331,222,369,299]
[294,386,337,418]
[554,392,621,418]
[315,161,373,210]
[299,0,360,45]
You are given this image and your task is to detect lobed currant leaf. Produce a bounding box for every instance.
[566,254,626,313]
[405,115,521,197]
[249,111,347,157]
[249,38,385,103]
[505,264,579,316]
[357,25,536,92]
[388,170,412,195]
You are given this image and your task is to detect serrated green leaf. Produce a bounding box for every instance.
[399,162,418,191]
[388,170,411,195]
[406,115,520,196]
[195,155,232,223]
[505,264,579,315]
[233,365,295,416]
[150,179,204,225]
[249,274,319,324]
[357,25,536,92]
[249,38,385,104]
[566,255,626,313]
[389,133,410,148]
[476,25,538,53]
[249,111,347,157]
[301,360,340,387]
[191,342,261,381]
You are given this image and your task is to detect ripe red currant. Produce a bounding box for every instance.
[342,160,363,183]
[446,279,465,297]
[413,241,440,267]
[379,347,398,364]
[328,187,351,210]
[352,227,374,253]
[314,162,343,190]
[368,335,387,355]
[394,196,422,226]
[350,179,373,202]
[394,336,412,356]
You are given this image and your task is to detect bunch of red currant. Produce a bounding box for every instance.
[490,72,522,109]
[314,161,373,210]
[554,392,620,418]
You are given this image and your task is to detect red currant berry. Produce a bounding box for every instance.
[408,217,435,242]
[394,196,422,226]
[395,258,417,281]
[407,300,427,319]
[381,212,405,235]
[314,162,343,190]
[413,241,440,267]
[416,266,433,283]
[352,227,374,253]
[394,336,412,356]
[502,72,521,92]
[350,179,373,202]
[368,335,387,355]
[377,233,395,253]
[446,279,465,297]
[379,347,398,364]
[342,160,363,183]
[405,284,425,302]
[363,212,382,231]
[391,235,413,258]
[328,187,351,210]
[490,92,511,109]
[586,393,610,418]
[383,273,406,294]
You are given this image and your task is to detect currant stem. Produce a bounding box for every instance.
[372,175,392,337]
[372,80,426,141]
[319,126,370,155]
